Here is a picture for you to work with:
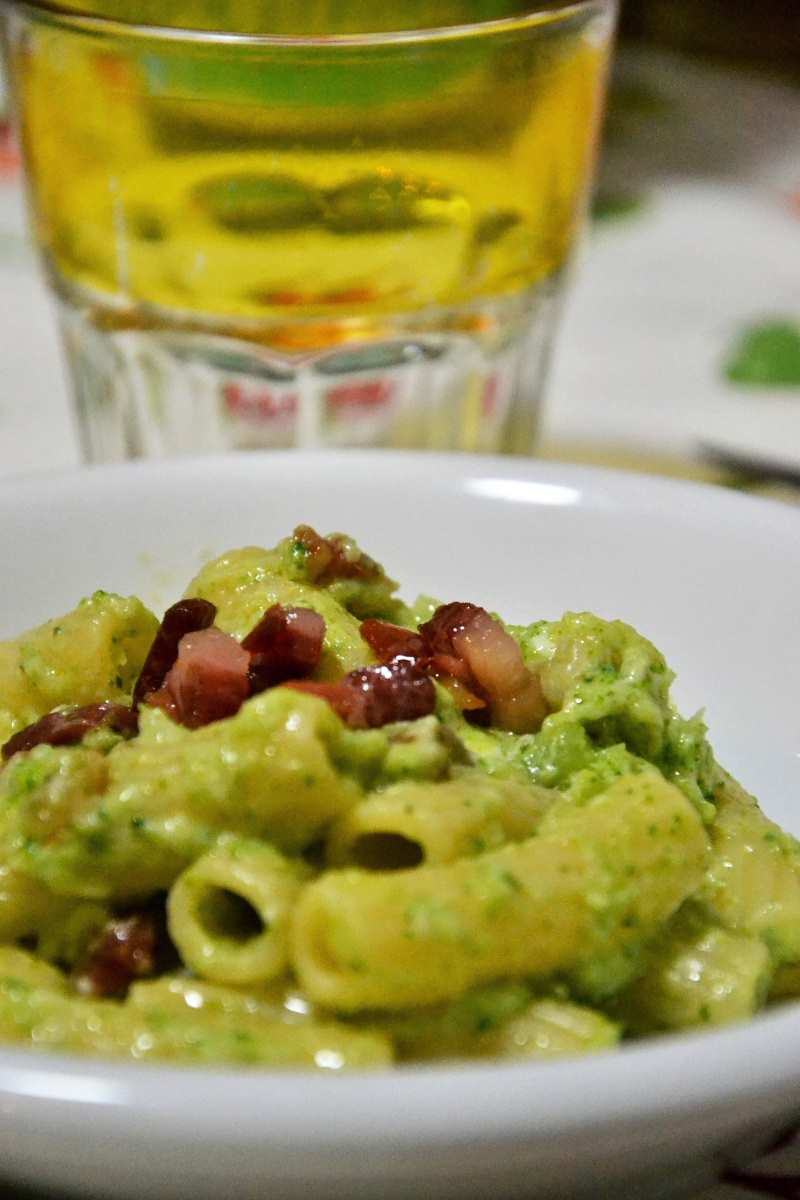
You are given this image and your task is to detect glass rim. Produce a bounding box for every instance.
[1,0,614,47]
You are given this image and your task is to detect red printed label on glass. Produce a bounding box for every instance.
[223,381,298,425]
[0,121,21,183]
[326,378,395,413]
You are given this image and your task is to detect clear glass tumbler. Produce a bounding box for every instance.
[2,0,616,461]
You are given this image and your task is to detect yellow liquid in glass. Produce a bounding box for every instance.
[14,7,609,351]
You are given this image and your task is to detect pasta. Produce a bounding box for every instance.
[0,863,62,942]
[370,984,620,1061]
[0,947,391,1068]
[167,838,308,985]
[699,773,800,964]
[0,592,158,748]
[614,906,771,1033]
[291,774,707,1010]
[0,524,796,1071]
[325,772,553,868]
[0,691,370,901]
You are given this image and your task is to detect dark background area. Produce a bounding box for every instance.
[619,0,800,79]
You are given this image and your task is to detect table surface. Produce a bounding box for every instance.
[1,44,799,1200]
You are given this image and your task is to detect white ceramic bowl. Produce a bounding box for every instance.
[1,451,799,1200]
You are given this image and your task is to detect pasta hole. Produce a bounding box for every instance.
[350,833,424,871]
[196,888,265,943]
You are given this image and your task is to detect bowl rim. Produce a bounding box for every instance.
[0,1002,799,1144]
[2,446,799,536]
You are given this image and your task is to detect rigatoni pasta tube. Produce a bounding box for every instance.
[369,985,618,1062]
[0,690,369,901]
[167,838,307,986]
[291,774,709,1011]
[128,975,314,1024]
[0,863,59,942]
[700,772,800,965]
[618,913,770,1033]
[0,945,69,993]
[481,999,619,1061]
[326,773,553,869]
[0,949,392,1069]
[0,592,158,747]
[0,861,110,967]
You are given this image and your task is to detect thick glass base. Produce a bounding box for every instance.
[58,286,560,462]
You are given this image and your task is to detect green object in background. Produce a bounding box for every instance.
[591,189,647,223]
[724,320,800,388]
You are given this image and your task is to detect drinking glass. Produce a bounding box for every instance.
[2,1,616,460]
